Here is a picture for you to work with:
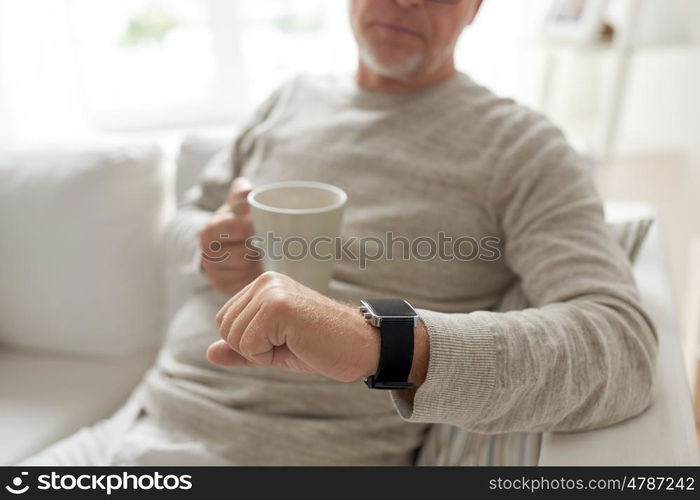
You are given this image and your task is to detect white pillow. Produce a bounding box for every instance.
[176,132,232,202]
[0,143,167,358]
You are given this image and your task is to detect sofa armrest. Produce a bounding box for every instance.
[539,205,699,465]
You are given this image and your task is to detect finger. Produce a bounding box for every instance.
[232,198,250,217]
[217,278,255,323]
[225,177,253,213]
[237,306,275,365]
[208,213,255,243]
[206,340,256,367]
[224,292,264,355]
[215,268,273,326]
[216,278,258,332]
[201,233,260,270]
[201,250,253,272]
[210,243,262,269]
[217,199,251,217]
[268,345,317,374]
[231,176,253,197]
[200,240,236,266]
[209,262,261,294]
[208,272,257,296]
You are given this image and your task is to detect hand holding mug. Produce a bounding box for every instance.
[199,177,262,294]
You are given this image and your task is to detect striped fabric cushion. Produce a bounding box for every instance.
[415,426,542,466]
[414,216,654,466]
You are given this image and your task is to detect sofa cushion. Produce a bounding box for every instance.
[0,143,167,357]
[0,348,154,465]
[176,131,233,202]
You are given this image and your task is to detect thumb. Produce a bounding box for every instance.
[206,340,255,367]
[225,177,253,215]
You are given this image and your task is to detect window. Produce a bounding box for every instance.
[234,0,356,107]
[0,0,550,142]
[63,0,357,130]
[67,0,244,129]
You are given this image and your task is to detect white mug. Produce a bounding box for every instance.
[247,181,347,294]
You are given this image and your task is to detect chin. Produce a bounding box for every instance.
[359,45,425,80]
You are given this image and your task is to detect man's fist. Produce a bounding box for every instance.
[199,177,262,294]
[206,271,383,383]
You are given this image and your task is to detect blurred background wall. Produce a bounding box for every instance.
[0,0,698,152]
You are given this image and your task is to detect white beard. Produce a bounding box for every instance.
[357,39,425,80]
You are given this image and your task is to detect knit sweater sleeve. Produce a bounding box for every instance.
[389,114,658,433]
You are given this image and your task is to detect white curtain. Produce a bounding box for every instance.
[0,0,90,145]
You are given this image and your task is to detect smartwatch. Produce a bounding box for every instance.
[359,298,419,390]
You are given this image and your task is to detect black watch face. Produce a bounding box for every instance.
[362,298,416,317]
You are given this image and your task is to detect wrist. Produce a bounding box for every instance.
[360,317,381,379]
[359,313,429,389]
[408,319,429,387]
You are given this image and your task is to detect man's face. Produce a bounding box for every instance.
[350,0,482,79]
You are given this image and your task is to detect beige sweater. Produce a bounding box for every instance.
[138,72,657,465]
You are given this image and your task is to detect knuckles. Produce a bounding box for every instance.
[237,331,260,359]
[261,289,292,316]
[256,272,296,315]
[214,271,296,348]
[257,270,285,283]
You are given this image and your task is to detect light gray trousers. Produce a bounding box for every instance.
[18,393,232,466]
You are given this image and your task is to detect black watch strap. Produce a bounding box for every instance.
[364,318,415,390]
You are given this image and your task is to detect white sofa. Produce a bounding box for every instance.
[0,137,697,466]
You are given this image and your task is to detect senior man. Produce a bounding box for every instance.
[24,0,656,466]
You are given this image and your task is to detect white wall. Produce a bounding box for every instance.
[0,0,90,146]
[540,0,700,160]
[615,46,700,158]
[1,0,698,157]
